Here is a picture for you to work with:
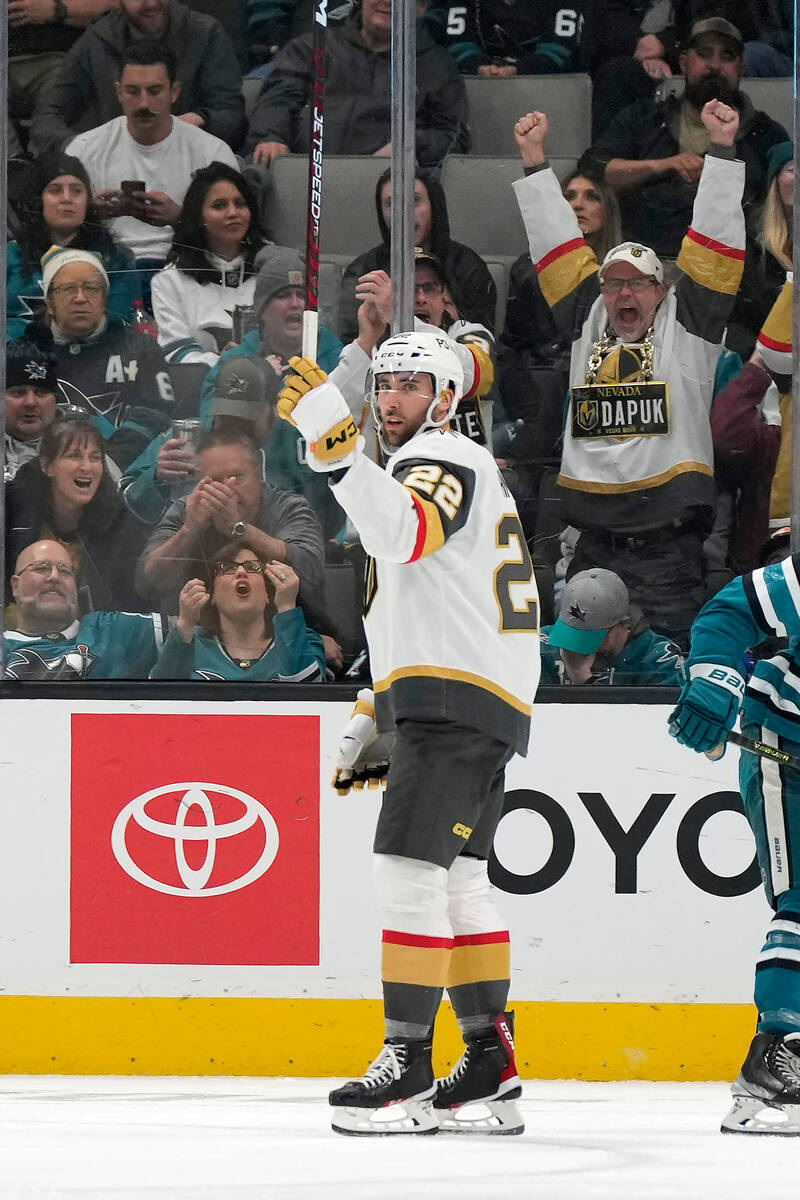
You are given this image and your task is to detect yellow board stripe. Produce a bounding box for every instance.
[557,460,713,494]
[382,941,451,988]
[373,664,532,717]
[0,996,758,1080]
[447,942,510,988]
[677,237,744,296]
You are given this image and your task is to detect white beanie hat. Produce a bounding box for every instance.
[40,246,110,296]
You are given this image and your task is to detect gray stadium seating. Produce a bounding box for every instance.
[655,76,792,134]
[461,73,592,157]
[242,75,264,119]
[441,156,576,260]
[264,154,389,256]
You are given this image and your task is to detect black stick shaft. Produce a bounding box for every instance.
[708,730,800,772]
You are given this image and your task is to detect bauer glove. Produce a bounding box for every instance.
[332,688,394,795]
[278,356,363,472]
[668,664,745,755]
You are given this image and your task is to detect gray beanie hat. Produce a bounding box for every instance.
[253,245,306,314]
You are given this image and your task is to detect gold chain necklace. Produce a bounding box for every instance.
[584,326,656,385]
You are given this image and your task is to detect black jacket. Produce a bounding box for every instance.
[5,459,149,614]
[337,168,495,341]
[26,316,175,472]
[580,90,789,256]
[31,1,246,153]
[246,14,469,164]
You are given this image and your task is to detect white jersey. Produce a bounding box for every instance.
[150,259,256,367]
[68,117,238,261]
[332,428,540,754]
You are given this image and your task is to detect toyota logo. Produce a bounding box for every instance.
[111,782,279,897]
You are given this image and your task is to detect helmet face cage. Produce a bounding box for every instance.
[368,332,464,456]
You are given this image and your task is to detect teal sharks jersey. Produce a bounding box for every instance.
[3,611,164,679]
[150,609,326,682]
[687,555,800,742]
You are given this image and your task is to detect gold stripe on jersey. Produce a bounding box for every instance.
[404,489,446,560]
[557,459,713,493]
[464,340,494,397]
[536,238,598,308]
[382,941,452,988]
[677,229,745,295]
[447,941,510,988]
[373,664,532,716]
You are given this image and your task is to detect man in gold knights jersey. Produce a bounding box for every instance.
[512,99,746,649]
[277,324,540,1137]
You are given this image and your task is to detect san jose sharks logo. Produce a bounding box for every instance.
[9,284,47,329]
[57,378,122,427]
[24,360,49,382]
[4,644,95,680]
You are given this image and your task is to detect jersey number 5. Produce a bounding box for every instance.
[495,514,538,632]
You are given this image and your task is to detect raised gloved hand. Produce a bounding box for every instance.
[668,664,745,755]
[277,356,362,472]
[332,688,394,795]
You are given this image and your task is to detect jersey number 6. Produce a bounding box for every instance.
[495,514,538,632]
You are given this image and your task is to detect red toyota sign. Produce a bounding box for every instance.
[70,713,320,965]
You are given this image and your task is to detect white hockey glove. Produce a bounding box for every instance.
[332,688,394,795]
[278,356,363,472]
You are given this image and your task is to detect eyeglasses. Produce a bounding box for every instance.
[49,282,106,298]
[414,281,443,296]
[212,559,265,578]
[600,277,658,294]
[17,560,75,578]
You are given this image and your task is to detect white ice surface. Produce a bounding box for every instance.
[0,1076,793,1200]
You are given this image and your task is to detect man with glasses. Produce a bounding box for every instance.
[135,428,325,625]
[3,540,163,680]
[21,246,175,472]
[512,99,746,647]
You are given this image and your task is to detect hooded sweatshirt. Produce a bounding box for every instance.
[337,168,497,342]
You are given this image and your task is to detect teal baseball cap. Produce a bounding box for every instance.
[548,569,629,655]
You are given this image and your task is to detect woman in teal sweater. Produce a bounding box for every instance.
[151,544,326,682]
[7,152,140,340]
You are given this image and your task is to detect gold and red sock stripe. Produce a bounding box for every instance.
[447,930,510,989]
[381,929,453,988]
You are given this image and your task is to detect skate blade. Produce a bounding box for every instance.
[331,1097,439,1137]
[721,1095,800,1136]
[435,1097,524,1136]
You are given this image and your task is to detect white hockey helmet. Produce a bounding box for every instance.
[369,330,465,454]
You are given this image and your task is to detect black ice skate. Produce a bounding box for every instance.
[329,1038,438,1136]
[722,1031,800,1135]
[433,1011,524,1134]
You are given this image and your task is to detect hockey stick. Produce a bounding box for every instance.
[302,0,327,358]
[705,729,800,771]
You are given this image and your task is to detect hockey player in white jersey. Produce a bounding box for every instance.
[278,328,540,1136]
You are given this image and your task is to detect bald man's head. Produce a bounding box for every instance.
[11,540,79,633]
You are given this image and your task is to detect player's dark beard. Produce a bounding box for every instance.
[684,74,740,112]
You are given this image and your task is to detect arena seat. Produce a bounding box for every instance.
[264,155,389,257]
[461,73,592,157]
[655,76,792,133]
[441,156,576,260]
[241,76,264,119]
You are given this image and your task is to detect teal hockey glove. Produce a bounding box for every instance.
[668,664,745,754]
